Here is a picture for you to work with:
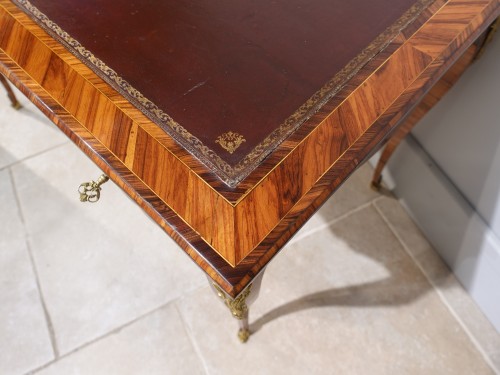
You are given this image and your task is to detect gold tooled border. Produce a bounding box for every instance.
[13,0,436,187]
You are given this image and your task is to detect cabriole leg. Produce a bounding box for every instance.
[208,270,265,343]
[0,74,22,110]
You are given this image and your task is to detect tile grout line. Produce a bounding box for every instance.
[22,284,208,374]
[372,200,500,375]
[23,297,189,375]
[0,142,68,172]
[8,167,61,360]
[174,301,211,375]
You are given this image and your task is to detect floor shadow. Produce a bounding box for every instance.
[251,277,427,334]
[250,183,448,334]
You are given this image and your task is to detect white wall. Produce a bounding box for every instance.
[412,35,500,239]
[377,34,500,332]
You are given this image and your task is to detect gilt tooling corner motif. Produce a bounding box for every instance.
[216,132,246,154]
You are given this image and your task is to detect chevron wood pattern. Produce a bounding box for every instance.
[370,37,487,189]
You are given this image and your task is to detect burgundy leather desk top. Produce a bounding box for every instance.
[15,0,432,186]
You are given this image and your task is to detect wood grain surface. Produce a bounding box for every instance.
[371,39,484,189]
[0,0,498,297]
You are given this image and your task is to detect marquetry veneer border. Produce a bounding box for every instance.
[0,0,446,266]
[1,0,498,296]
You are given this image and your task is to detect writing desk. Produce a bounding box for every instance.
[1,0,498,342]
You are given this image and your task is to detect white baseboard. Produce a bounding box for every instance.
[375,136,500,332]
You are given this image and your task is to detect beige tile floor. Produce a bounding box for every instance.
[1,85,499,375]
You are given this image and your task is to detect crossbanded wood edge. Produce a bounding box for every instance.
[0,0,498,280]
